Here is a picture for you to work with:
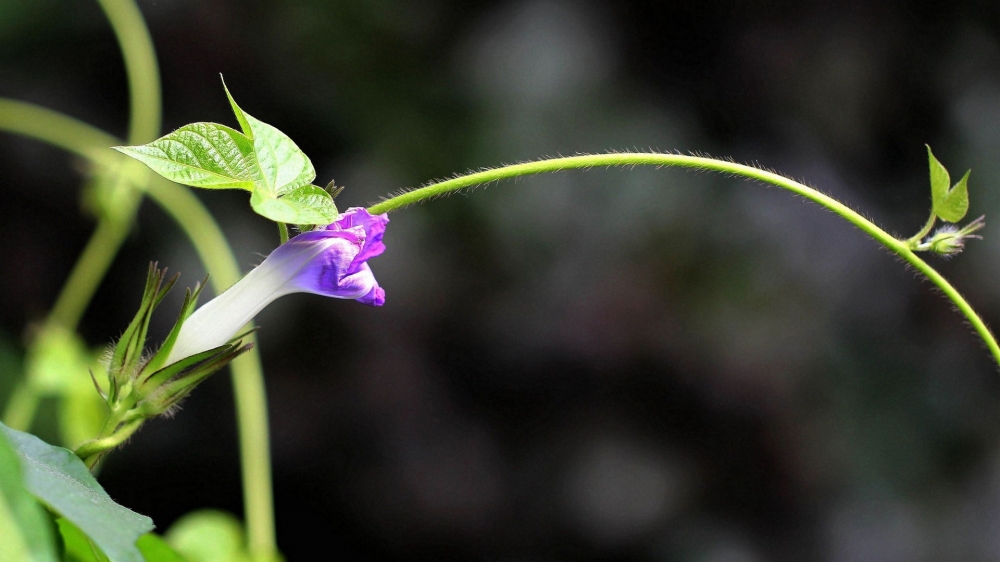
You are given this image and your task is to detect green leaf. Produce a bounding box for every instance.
[223,79,315,196]
[136,534,186,562]
[0,427,59,562]
[250,185,339,225]
[59,522,184,562]
[114,123,258,191]
[166,510,251,562]
[59,518,110,562]
[927,145,970,223]
[0,423,153,562]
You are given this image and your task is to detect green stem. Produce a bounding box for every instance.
[0,100,278,559]
[907,213,937,247]
[95,0,161,144]
[0,99,134,430]
[49,201,139,329]
[277,222,290,244]
[78,419,144,469]
[368,153,1000,369]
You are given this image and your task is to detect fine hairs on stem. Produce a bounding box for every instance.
[368,152,1000,371]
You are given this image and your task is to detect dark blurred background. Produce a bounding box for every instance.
[5,0,1000,560]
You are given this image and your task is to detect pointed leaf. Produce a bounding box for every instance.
[223,80,315,196]
[927,145,950,208]
[938,169,971,223]
[926,145,971,223]
[250,185,339,225]
[114,123,258,191]
[0,423,153,562]
[0,427,59,562]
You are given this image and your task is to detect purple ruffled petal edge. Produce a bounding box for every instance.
[328,207,389,267]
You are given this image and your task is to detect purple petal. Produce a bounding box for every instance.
[327,207,389,271]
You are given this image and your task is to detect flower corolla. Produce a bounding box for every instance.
[166,208,388,363]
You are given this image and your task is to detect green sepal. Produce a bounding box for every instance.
[114,123,259,191]
[138,340,252,417]
[143,278,207,375]
[927,145,970,223]
[108,265,177,398]
[136,343,235,399]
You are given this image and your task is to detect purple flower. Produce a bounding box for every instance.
[166,208,388,363]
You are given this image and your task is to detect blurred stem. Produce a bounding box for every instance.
[369,153,1000,370]
[0,99,135,430]
[1,384,38,433]
[0,100,277,559]
[49,200,139,329]
[277,222,289,244]
[95,0,161,144]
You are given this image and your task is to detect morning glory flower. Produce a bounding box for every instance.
[165,208,388,364]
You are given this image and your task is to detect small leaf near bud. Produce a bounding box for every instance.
[926,145,971,223]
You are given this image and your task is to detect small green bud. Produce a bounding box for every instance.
[921,215,985,256]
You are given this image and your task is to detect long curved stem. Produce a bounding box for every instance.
[95,0,161,145]
[368,153,1000,369]
[0,99,277,559]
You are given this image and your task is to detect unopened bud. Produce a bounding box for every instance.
[922,216,985,256]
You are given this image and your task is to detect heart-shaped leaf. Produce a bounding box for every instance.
[114,123,258,190]
[0,422,153,562]
[0,427,58,562]
[250,185,339,225]
[927,145,970,223]
[224,80,315,196]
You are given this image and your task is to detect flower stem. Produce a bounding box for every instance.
[0,100,278,559]
[368,153,1000,369]
[906,213,937,247]
[277,222,290,244]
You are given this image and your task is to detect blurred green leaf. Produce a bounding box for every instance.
[114,124,258,191]
[927,145,970,223]
[26,326,92,397]
[250,185,339,225]
[61,520,186,562]
[165,510,251,562]
[223,80,315,197]
[0,423,153,562]
[59,518,110,562]
[0,425,59,562]
[136,534,186,562]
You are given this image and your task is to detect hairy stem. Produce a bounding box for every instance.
[368,153,1000,369]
